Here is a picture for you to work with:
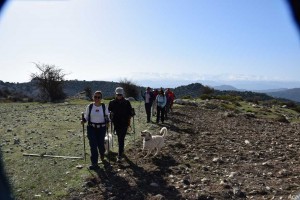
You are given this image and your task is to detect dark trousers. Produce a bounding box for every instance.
[156,106,165,123]
[115,126,128,158]
[165,101,170,119]
[87,126,106,165]
[145,103,152,122]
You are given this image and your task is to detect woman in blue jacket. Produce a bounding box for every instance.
[155,88,167,123]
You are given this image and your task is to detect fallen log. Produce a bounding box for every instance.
[23,153,83,159]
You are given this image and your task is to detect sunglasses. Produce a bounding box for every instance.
[94,96,101,99]
[117,94,123,96]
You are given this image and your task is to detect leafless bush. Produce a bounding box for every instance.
[30,63,66,102]
[119,78,139,99]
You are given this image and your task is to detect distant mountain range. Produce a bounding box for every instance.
[211,84,300,103]
[0,80,299,103]
[136,79,300,91]
[266,88,300,103]
[212,85,240,91]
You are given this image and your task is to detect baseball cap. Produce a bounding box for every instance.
[115,87,124,95]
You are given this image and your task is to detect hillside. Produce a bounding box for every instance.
[0,80,121,99]
[212,85,239,91]
[173,83,206,98]
[267,88,300,103]
[0,80,297,105]
[171,83,274,101]
[63,80,120,97]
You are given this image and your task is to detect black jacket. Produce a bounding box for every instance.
[108,97,133,128]
[141,91,154,104]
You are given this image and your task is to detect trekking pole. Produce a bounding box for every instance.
[139,91,143,114]
[110,112,114,150]
[81,112,86,162]
[106,123,110,165]
[132,108,137,165]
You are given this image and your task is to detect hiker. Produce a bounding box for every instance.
[141,87,154,123]
[156,88,167,123]
[164,88,171,119]
[166,88,175,112]
[81,91,110,170]
[108,87,134,162]
[152,89,159,116]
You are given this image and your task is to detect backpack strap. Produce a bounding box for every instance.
[102,103,109,123]
[89,103,108,124]
[101,103,105,114]
[88,103,93,124]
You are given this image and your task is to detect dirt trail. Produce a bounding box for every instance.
[73,104,300,200]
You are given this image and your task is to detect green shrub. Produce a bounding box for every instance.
[234,101,241,107]
[291,106,300,113]
[220,103,236,110]
[200,94,212,100]
[182,95,192,99]
[285,101,297,108]
[275,114,289,123]
[216,94,242,102]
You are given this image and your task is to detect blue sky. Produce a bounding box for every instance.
[0,0,299,89]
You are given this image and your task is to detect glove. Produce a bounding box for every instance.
[81,118,87,125]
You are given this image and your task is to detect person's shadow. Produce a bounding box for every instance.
[90,151,182,199]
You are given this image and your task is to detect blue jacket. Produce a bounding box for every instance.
[156,94,167,108]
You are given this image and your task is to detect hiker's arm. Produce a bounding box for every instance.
[162,96,167,107]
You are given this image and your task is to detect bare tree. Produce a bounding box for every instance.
[84,86,92,100]
[202,85,215,95]
[119,78,139,99]
[31,63,66,102]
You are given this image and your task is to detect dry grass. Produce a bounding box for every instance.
[0,98,299,199]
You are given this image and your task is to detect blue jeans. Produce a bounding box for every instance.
[87,126,106,165]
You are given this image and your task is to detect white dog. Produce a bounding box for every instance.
[152,100,157,116]
[141,127,167,158]
[104,133,113,154]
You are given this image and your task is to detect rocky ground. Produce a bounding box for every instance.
[71,102,300,200]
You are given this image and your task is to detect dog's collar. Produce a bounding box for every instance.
[145,138,151,141]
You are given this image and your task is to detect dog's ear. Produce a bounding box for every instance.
[141,130,147,137]
[146,132,152,139]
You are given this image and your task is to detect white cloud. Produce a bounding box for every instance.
[128,72,297,82]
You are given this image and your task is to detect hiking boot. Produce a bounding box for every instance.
[88,164,100,170]
[100,155,105,162]
[116,156,123,163]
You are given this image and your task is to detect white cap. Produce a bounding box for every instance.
[115,87,124,95]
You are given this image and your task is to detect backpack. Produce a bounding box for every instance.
[88,103,108,124]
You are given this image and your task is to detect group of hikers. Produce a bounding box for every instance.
[141,87,175,123]
[81,86,175,170]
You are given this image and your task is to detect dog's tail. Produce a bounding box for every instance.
[160,127,167,138]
